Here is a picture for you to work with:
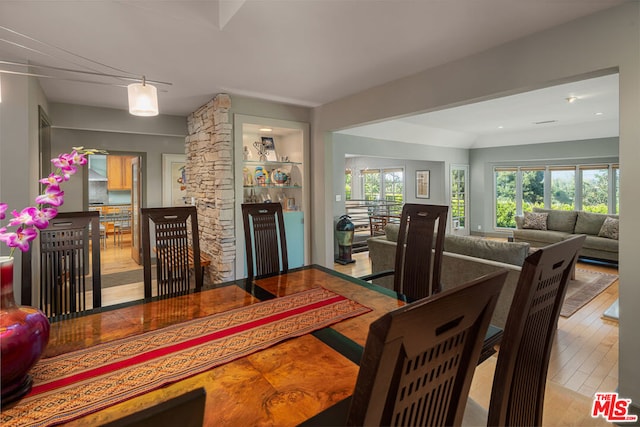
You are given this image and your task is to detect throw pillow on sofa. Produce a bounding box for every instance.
[575,211,617,235]
[532,207,578,232]
[598,217,619,240]
[523,212,548,230]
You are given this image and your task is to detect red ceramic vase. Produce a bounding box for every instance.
[0,256,50,405]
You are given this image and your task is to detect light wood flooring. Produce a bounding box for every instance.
[101,239,618,426]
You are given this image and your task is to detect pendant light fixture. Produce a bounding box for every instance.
[127,76,159,117]
[1,26,170,116]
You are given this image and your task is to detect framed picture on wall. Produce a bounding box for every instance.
[416,170,430,199]
[162,154,187,206]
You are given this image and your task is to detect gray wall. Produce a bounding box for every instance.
[470,137,619,233]
[0,73,48,301]
[49,103,187,137]
[310,3,640,404]
[345,156,446,204]
[230,95,311,124]
[49,103,188,212]
[331,133,467,223]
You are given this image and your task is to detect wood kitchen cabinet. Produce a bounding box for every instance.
[107,155,133,190]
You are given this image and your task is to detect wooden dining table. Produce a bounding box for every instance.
[3,265,502,427]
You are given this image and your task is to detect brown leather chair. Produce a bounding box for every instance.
[241,202,288,279]
[21,211,102,319]
[361,203,448,300]
[463,234,586,426]
[141,206,202,298]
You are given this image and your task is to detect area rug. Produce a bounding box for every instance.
[560,268,618,318]
[0,287,371,427]
[100,268,145,289]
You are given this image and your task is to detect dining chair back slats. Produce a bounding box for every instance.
[347,269,508,427]
[486,234,586,426]
[21,211,101,319]
[141,207,202,298]
[156,221,189,295]
[395,203,448,299]
[242,203,288,279]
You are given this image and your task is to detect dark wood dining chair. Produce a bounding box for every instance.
[20,211,102,319]
[303,269,508,426]
[463,234,586,426]
[103,387,206,427]
[241,202,288,279]
[141,206,202,298]
[360,203,448,300]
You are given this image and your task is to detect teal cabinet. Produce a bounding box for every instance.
[284,211,304,269]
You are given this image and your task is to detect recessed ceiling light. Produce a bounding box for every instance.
[566,96,579,103]
[497,125,504,129]
[595,112,604,116]
[259,128,273,132]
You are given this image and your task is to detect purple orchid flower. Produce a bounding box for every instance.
[39,173,64,186]
[52,153,77,177]
[33,208,58,229]
[9,207,57,229]
[1,148,101,254]
[35,185,65,207]
[3,226,38,252]
[69,150,88,166]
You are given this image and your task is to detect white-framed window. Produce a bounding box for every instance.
[450,165,468,230]
[358,168,404,203]
[580,165,609,213]
[550,166,576,211]
[493,163,619,229]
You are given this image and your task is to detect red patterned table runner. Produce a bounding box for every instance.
[1,287,371,427]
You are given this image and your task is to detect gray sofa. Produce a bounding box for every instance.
[513,208,618,262]
[367,225,530,329]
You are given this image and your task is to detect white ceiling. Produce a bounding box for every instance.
[338,73,619,149]
[0,0,622,146]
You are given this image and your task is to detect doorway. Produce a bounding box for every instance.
[87,153,143,276]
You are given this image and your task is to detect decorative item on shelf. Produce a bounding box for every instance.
[261,137,277,161]
[247,188,258,203]
[335,215,356,265]
[254,166,267,186]
[260,192,272,203]
[277,191,287,205]
[286,197,297,211]
[243,146,251,161]
[0,146,104,405]
[272,169,288,186]
[243,167,254,186]
[253,140,268,162]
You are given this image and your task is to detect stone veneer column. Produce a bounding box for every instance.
[185,94,235,283]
